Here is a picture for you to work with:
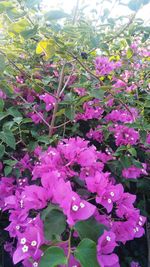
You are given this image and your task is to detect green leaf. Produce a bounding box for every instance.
[8,107,22,118]
[74,217,105,242]
[74,239,100,267]
[0,1,13,14]
[120,155,133,168]
[42,208,66,240]
[65,106,75,121]
[13,117,23,124]
[36,39,56,60]
[132,159,143,168]
[126,48,133,59]
[39,246,67,267]
[4,129,16,150]
[6,8,25,20]
[21,27,38,39]
[8,18,30,34]
[89,89,105,99]
[3,159,17,166]
[0,144,5,159]
[4,166,12,176]
[44,10,69,21]
[128,147,137,157]
[0,54,6,72]
[0,99,4,111]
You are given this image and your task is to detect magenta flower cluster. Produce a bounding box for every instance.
[0,136,146,267]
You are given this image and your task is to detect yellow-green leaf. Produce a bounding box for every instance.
[36,39,56,60]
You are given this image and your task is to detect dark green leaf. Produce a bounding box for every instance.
[89,89,105,99]
[74,217,105,242]
[4,166,12,176]
[21,27,38,39]
[0,99,4,111]
[39,246,67,267]
[4,129,16,150]
[74,238,100,267]
[0,144,5,159]
[42,208,66,240]
[65,106,75,121]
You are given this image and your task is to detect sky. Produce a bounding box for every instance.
[41,0,150,23]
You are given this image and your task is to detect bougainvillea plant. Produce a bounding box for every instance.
[0,0,150,266]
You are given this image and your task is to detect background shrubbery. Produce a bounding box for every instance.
[0,0,150,266]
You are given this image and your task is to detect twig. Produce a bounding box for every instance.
[67,229,72,266]
[49,62,66,136]
[59,65,75,96]
[108,91,134,117]
[54,120,71,129]
[19,95,50,129]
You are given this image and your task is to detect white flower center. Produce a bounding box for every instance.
[110,192,114,197]
[106,235,111,241]
[33,262,38,267]
[16,225,20,230]
[139,216,143,221]
[22,245,28,253]
[20,238,26,244]
[72,196,76,201]
[138,221,142,226]
[108,198,112,204]
[31,240,37,247]
[80,202,85,208]
[136,227,139,232]
[72,205,79,211]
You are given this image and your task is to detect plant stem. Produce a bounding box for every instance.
[19,96,50,129]
[67,229,72,266]
[49,62,66,136]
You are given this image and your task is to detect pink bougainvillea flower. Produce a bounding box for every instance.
[113,125,139,146]
[146,133,150,144]
[53,180,96,225]
[76,99,104,121]
[0,89,7,99]
[122,164,147,179]
[105,108,138,123]
[13,217,45,264]
[74,87,86,96]
[39,93,56,111]
[130,261,141,267]
[0,177,15,209]
[97,230,119,267]
[95,56,121,76]
[86,126,103,143]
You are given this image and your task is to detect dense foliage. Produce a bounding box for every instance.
[0,0,150,266]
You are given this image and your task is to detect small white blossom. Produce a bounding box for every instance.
[80,202,85,208]
[20,238,26,245]
[106,236,111,241]
[72,205,79,211]
[31,240,37,247]
[22,245,28,253]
